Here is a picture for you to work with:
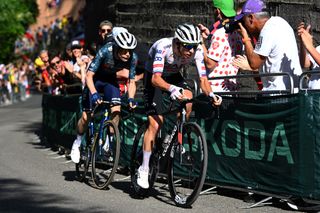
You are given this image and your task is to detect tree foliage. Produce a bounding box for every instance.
[0,0,39,63]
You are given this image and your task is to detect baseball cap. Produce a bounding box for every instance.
[212,0,236,18]
[235,0,267,21]
[71,40,82,50]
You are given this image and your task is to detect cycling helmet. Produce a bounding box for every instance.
[114,31,137,49]
[175,24,201,44]
[112,27,128,37]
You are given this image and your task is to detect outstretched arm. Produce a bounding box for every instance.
[298,22,320,68]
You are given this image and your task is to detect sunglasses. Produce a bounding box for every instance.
[181,43,198,51]
[50,60,61,66]
[118,48,132,55]
[100,28,112,34]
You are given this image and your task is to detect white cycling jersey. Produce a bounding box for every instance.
[145,37,207,78]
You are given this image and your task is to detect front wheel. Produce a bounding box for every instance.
[91,120,120,189]
[167,122,208,207]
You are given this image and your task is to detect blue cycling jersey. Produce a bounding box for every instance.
[88,42,138,82]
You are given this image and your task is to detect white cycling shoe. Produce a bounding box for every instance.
[137,166,149,189]
[70,138,81,163]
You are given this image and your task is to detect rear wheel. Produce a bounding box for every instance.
[91,120,120,189]
[167,122,208,207]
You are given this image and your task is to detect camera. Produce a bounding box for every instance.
[223,19,240,33]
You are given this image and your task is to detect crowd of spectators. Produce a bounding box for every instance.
[0,10,86,106]
[0,62,32,105]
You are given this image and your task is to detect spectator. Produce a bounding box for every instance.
[297,22,320,89]
[96,20,113,51]
[64,40,90,89]
[198,0,243,92]
[235,0,302,92]
[49,51,66,94]
[39,49,50,68]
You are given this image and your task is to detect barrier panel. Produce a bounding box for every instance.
[42,94,82,149]
[42,91,320,203]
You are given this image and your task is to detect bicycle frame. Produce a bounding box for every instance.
[158,100,189,159]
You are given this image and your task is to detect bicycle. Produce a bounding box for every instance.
[75,101,120,189]
[130,98,208,207]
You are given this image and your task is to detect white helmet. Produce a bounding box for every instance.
[114,31,137,49]
[175,24,201,44]
[112,27,128,37]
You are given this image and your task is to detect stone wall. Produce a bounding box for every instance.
[84,0,320,60]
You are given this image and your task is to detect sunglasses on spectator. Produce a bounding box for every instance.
[100,28,112,33]
[51,60,61,66]
[181,43,198,51]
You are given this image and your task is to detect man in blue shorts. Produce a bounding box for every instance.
[70,30,138,163]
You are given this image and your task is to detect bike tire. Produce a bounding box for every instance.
[167,122,208,207]
[75,131,91,182]
[91,120,120,189]
[130,123,159,195]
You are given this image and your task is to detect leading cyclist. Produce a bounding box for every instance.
[70,30,138,163]
[137,23,222,188]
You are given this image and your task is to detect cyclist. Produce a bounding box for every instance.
[70,30,138,163]
[137,23,222,189]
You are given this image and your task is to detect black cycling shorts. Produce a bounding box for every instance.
[143,71,192,115]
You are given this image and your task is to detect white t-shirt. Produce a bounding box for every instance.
[254,16,302,91]
[307,45,320,89]
[207,27,243,92]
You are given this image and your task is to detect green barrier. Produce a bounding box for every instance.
[42,94,82,149]
[42,92,320,202]
[194,94,301,196]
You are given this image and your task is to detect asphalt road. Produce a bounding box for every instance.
[0,94,296,213]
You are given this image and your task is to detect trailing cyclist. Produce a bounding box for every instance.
[70,30,138,163]
[137,23,222,189]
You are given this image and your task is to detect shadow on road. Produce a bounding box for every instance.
[0,178,95,213]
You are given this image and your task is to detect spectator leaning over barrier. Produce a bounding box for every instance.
[49,51,66,94]
[96,20,113,52]
[235,0,302,92]
[297,22,320,89]
[70,30,139,164]
[198,0,243,92]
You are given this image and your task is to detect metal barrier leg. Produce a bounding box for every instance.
[200,186,217,195]
[240,196,273,209]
